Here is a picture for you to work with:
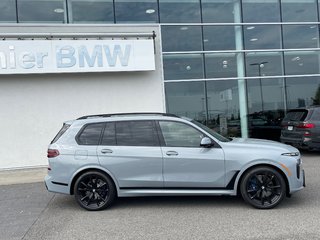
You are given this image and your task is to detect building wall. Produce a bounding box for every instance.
[0,25,164,169]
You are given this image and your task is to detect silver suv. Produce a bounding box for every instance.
[45,113,305,210]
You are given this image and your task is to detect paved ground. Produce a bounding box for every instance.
[1,151,320,240]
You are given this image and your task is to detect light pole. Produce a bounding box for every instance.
[250,61,268,112]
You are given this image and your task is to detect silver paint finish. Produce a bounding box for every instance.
[45,115,304,198]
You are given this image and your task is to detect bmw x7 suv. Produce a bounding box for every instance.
[45,113,305,210]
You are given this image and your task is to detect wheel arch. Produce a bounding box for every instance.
[70,167,119,196]
[235,163,290,197]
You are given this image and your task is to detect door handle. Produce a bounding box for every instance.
[101,149,113,154]
[166,151,178,156]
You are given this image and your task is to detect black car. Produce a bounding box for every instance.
[280,106,320,150]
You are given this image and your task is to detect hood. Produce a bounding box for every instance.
[224,138,298,153]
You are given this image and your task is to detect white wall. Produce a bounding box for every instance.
[0,25,164,169]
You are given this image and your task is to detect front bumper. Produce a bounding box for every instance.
[289,168,305,194]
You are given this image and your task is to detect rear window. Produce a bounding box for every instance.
[283,110,308,122]
[115,121,159,146]
[51,124,70,144]
[311,108,320,120]
[77,123,104,145]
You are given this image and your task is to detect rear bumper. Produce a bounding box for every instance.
[281,136,320,149]
[44,175,70,195]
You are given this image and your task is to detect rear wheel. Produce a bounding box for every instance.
[74,171,116,211]
[240,166,286,209]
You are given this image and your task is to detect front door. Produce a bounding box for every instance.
[158,121,225,188]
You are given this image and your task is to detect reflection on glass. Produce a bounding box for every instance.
[205,53,237,78]
[247,78,285,140]
[0,0,16,22]
[203,26,236,51]
[165,81,206,123]
[18,0,66,23]
[68,0,113,23]
[201,0,239,23]
[246,52,283,77]
[282,25,319,49]
[244,25,281,49]
[159,0,201,23]
[284,51,320,75]
[163,54,204,80]
[115,0,158,23]
[206,80,241,137]
[286,77,320,109]
[281,0,318,22]
[161,26,202,52]
[242,0,280,22]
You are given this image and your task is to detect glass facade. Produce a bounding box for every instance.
[1,0,320,140]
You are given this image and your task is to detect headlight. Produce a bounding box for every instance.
[281,152,300,157]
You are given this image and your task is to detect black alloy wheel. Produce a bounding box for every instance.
[74,171,116,211]
[240,166,286,209]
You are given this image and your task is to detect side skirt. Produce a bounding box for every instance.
[118,189,236,197]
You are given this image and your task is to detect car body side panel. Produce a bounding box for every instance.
[162,147,225,188]
[97,146,164,188]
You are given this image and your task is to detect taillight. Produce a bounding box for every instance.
[47,149,60,158]
[297,123,315,129]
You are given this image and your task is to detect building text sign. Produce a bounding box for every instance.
[0,39,155,74]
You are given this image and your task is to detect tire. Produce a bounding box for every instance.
[240,166,286,209]
[74,171,116,211]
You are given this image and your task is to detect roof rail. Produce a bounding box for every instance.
[77,112,179,120]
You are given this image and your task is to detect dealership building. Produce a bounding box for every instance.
[0,0,320,169]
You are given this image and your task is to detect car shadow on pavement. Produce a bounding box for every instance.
[51,193,306,211]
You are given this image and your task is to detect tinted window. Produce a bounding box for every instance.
[101,122,116,145]
[115,0,158,23]
[283,110,308,121]
[78,123,104,145]
[68,0,114,23]
[18,0,66,23]
[0,0,17,22]
[311,109,320,120]
[159,121,204,147]
[159,0,201,23]
[116,121,158,146]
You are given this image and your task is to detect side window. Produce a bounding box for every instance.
[77,123,104,145]
[311,109,320,120]
[101,122,116,145]
[159,121,204,147]
[116,121,159,146]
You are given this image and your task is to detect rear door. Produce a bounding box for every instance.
[97,120,163,188]
[158,120,225,188]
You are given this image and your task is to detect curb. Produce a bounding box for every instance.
[0,167,47,186]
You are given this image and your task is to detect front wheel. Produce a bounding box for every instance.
[74,171,116,211]
[240,166,286,209]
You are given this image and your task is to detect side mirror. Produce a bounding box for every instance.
[200,137,214,148]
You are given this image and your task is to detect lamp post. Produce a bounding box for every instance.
[250,61,268,112]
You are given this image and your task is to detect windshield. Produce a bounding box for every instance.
[191,120,231,142]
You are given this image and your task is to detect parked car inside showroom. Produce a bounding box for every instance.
[45,113,305,211]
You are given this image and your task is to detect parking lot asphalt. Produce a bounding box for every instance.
[1,151,320,240]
